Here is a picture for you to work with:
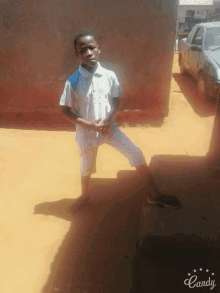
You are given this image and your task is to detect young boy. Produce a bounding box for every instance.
[59,30,180,211]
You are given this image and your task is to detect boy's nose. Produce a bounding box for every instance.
[86,49,92,56]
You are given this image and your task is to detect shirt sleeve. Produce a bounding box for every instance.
[59,80,74,108]
[111,73,123,98]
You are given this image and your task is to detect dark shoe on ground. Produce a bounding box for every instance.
[72,195,91,213]
[147,194,182,209]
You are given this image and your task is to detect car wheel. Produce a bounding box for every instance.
[198,72,210,101]
[179,56,187,75]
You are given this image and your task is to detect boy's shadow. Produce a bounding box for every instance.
[34,170,146,293]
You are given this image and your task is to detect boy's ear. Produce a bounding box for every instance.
[98,45,101,53]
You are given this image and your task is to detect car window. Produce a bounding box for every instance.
[192,28,203,46]
[204,27,220,50]
[186,26,197,44]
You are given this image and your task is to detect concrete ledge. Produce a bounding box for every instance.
[140,154,220,245]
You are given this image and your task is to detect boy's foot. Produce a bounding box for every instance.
[147,194,182,209]
[72,195,91,213]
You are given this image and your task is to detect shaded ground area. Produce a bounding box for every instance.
[34,171,145,293]
[137,235,219,293]
[172,72,216,117]
[33,155,220,293]
[138,155,220,293]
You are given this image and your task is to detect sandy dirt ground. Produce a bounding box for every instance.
[0,54,217,293]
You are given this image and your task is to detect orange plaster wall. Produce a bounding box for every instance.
[0,0,178,128]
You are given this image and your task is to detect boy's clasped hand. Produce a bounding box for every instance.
[88,117,112,135]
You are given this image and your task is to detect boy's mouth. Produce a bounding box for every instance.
[88,58,96,62]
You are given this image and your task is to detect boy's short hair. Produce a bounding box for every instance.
[73,30,96,51]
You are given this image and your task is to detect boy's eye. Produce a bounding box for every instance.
[80,48,87,54]
[80,46,95,54]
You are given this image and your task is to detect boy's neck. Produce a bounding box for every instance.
[81,62,98,73]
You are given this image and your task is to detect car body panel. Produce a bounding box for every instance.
[179,22,220,99]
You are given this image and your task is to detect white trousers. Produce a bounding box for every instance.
[78,129,146,176]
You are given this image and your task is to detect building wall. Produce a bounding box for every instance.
[177,5,213,33]
[0,0,178,128]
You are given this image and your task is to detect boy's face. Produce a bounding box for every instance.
[75,36,100,71]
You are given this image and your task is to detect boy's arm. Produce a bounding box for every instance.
[59,79,101,131]
[60,106,108,133]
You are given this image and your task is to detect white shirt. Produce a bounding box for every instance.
[59,62,123,147]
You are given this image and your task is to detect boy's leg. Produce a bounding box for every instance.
[105,130,181,208]
[81,175,91,196]
[72,145,98,212]
[78,144,99,195]
[135,163,159,201]
[135,163,181,208]
[105,130,156,192]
